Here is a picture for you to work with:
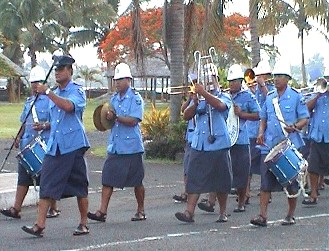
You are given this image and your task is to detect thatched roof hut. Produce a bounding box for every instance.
[106,57,170,78]
[0,53,26,77]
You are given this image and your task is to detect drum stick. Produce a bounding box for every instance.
[276,118,302,133]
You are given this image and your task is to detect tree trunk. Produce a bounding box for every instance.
[249,0,260,67]
[168,0,185,123]
[300,30,307,86]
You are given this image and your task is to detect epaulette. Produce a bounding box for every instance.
[131,88,139,95]
[267,90,275,96]
[73,81,83,86]
[291,87,299,93]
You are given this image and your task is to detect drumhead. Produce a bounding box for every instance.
[264,139,290,163]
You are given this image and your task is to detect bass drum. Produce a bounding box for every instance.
[227,105,239,146]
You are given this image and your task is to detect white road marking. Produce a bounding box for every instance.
[61,213,329,251]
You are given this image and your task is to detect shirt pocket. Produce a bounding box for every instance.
[62,125,84,148]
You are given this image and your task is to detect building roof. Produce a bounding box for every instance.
[0,53,26,77]
[107,57,170,78]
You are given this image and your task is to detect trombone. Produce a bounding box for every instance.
[300,78,328,96]
[167,85,195,95]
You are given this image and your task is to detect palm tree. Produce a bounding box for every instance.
[76,66,103,100]
[257,0,329,85]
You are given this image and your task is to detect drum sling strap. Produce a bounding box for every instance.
[272,97,288,137]
[31,100,42,192]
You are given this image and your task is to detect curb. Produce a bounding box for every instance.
[0,173,39,209]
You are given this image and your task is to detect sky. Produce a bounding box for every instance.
[35,0,329,73]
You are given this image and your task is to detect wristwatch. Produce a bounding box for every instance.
[45,88,51,95]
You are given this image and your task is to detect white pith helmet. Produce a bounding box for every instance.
[29,65,46,83]
[227,64,244,81]
[254,60,272,76]
[272,60,292,78]
[113,63,133,80]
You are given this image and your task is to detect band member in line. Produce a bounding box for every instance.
[246,61,275,204]
[175,63,233,223]
[173,73,197,203]
[302,77,329,205]
[250,60,309,227]
[227,64,260,213]
[22,55,90,237]
[87,63,146,222]
[1,66,59,220]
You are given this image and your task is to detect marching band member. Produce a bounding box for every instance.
[302,77,329,205]
[173,73,197,203]
[246,61,275,204]
[228,64,260,213]
[175,63,233,223]
[22,55,91,237]
[1,66,59,219]
[250,60,309,227]
[88,63,146,222]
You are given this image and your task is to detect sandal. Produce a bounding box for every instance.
[250,215,267,227]
[281,215,296,226]
[216,214,228,223]
[87,210,107,222]
[0,207,21,219]
[197,201,215,212]
[131,211,147,221]
[46,209,61,218]
[21,224,45,237]
[302,198,317,205]
[233,206,246,213]
[175,210,194,223]
[73,224,90,236]
[173,194,187,203]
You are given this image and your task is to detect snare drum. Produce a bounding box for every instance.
[16,136,47,177]
[264,139,306,187]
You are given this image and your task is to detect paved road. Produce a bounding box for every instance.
[0,134,328,251]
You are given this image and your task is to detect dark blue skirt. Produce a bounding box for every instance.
[186,148,232,194]
[102,153,144,189]
[183,143,191,176]
[17,163,40,186]
[39,148,89,200]
[249,138,261,175]
[231,144,251,189]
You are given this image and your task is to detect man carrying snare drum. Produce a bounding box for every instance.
[250,59,309,227]
[0,66,59,220]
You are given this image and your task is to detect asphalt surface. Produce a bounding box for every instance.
[0,131,328,251]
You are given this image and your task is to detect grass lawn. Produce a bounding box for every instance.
[0,100,175,162]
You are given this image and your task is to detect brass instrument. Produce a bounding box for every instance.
[167,85,195,95]
[244,68,256,86]
[300,78,328,96]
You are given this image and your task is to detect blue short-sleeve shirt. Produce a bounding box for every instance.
[259,86,309,153]
[47,81,90,156]
[107,87,144,154]
[191,90,232,151]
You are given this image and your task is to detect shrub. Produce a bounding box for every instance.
[141,105,187,160]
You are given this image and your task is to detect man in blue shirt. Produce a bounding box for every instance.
[1,66,59,219]
[175,65,233,223]
[22,55,90,237]
[302,77,329,205]
[88,63,146,222]
[250,60,309,226]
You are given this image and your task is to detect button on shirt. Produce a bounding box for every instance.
[191,90,232,151]
[308,92,329,143]
[47,81,90,156]
[107,87,144,154]
[259,86,309,154]
[20,95,50,149]
[231,90,261,145]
